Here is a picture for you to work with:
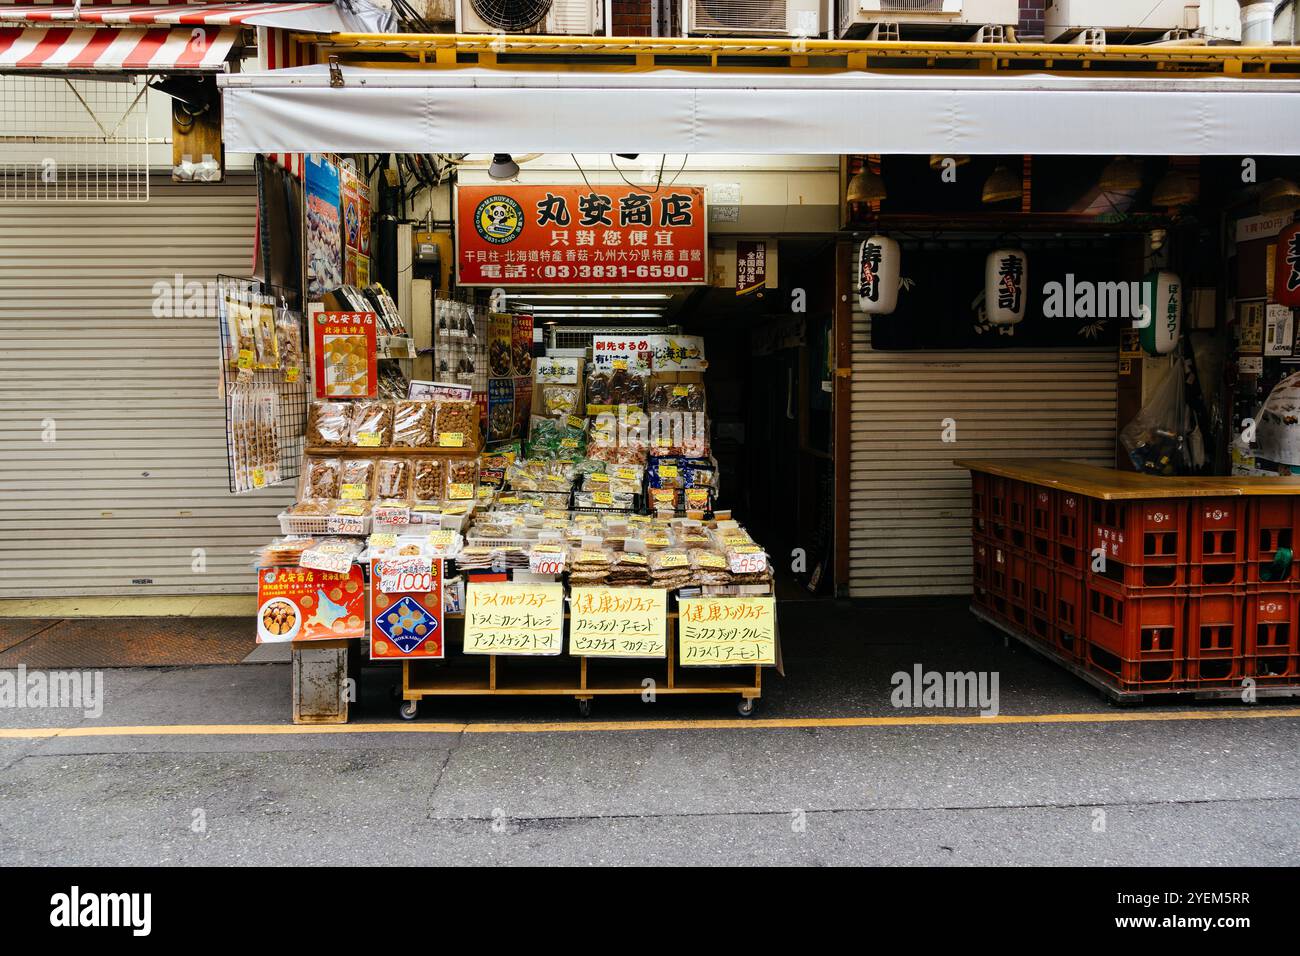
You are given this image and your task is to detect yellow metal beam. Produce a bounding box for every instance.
[284,32,1300,80]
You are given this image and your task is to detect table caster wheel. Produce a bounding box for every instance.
[737,698,756,717]
[399,700,419,720]
[577,699,592,718]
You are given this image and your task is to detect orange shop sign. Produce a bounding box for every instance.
[455,184,706,287]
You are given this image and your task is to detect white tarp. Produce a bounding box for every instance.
[220,64,1300,156]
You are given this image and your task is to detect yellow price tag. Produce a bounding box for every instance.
[341,483,367,500]
[356,432,381,447]
[439,432,465,448]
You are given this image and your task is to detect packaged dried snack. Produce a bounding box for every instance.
[226,300,257,368]
[350,400,393,447]
[648,382,706,413]
[647,456,684,489]
[338,458,376,500]
[392,400,434,447]
[435,399,479,448]
[301,457,341,499]
[411,458,447,502]
[374,458,412,499]
[289,498,332,516]
[540,383,581,419]
[252,302,280,370]
[446,458,478,500]
[276,308,304,381]
[306,401,353,448]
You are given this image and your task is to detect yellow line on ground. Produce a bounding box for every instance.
[0,707,1297,739]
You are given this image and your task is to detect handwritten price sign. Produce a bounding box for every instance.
[569,587,667,659]
[678,596,776,666]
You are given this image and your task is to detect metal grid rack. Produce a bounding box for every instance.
[0,75,150,203]
[433,290,488,394]
[545,324,681,354]
[216,276,310,494]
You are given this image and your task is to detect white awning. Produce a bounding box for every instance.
[219,64,1300,156]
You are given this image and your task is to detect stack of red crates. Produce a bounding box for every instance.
[970,470,1300,698]
[1244,497,1300,687]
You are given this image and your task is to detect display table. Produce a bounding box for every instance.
[957,458,1300,703]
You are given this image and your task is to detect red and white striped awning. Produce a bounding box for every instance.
[0,24,238,70]
[0,2,336,25]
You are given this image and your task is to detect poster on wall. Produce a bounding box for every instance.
[312,310,378,398]
[304,154,343,301]
[256,566,366,643]
[341,165,371,287]
[736,240,767,296]
[456,184,707,286]
[369,558,445,660]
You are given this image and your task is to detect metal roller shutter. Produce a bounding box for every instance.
[849,311,1118,598]
[0,175,293,597]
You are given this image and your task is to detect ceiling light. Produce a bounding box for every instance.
[1259,178,1300,213]
[1100,156,1143,192]
[846,167,886,203]
[488,153,520,181]
[981,165,1022,204]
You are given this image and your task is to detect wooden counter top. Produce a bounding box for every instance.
[954,458,1300,500]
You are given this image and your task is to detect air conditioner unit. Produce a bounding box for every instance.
[688,0,826,38]
[838,0,1019,41]
[1044,0,1200,43]
[458,0,603,35]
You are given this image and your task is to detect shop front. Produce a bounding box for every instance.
[205,39,1300,718]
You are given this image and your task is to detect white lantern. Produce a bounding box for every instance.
[858,236,900,315]
[1139,270,1182,356]
[986,249,1028,325]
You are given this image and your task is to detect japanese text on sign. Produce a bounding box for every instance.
[569,587,667,659]
[456,185,707,287]
[464,582,565,656]
[678,597,776,666]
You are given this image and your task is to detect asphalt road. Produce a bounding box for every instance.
[1,599,1297,866]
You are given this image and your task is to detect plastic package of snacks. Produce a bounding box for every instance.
[585,366,648,411]
[568,547,614,585]
[540,383,581,419]
[392,400,434,447]
[527,416,585,461]
[276,308,303,379]
[350,400,393,447]
[435,399,479,447]
[409,458,446,502]
[648,548,692,589]
[374,458,412,499]
[647,456,685,489]
[446,458,479,499]
[338,458,376,500]
[252,302,280,370]
[648,381,706,413]
[306,401,354,448]
[690,548,733,585]
[574,489,636,510]
[300,457,341,499]
[289,498,333,516]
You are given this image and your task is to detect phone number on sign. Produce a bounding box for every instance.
[473,263,701,282]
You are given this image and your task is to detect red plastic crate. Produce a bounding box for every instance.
[1006,479,1029,533]
[971,473,990,536]
[1055,491,1088,571]
[1188,497,1248,587]
[1028,485,1055,562]
[1088,497,1187,589]
[1085,645,1184,692]
[1026,560,1054,644]
[1084,577,1184,668]
[1053,568,1086,660]
[1245,588,1299,683]
[1246,497,1299,586]
[972,536,991,590]
[986,543,1011,621]
[1006,549,1031,630]
[988,475,1009,524]
[1184,588,1246,687]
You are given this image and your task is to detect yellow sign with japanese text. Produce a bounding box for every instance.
[678,597,776,666]
[464,582,565,656]
[570,587,667,659]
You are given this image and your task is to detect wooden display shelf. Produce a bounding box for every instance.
[398,612,764,718]
[307,442,482,458]
[956,458,1300,500]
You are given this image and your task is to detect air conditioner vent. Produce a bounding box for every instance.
[469,0,552,31]
[696,0,788,31]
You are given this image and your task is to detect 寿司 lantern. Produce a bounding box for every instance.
[986,249,1028,325]
[1139,270,1182,355]
[857,235,900,315]
[1273,222,1300,308]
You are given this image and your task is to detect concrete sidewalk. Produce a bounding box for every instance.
[0,599,1297,865]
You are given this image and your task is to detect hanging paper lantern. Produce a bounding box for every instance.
[1139,270,1182,355]
[986,249,1028,325]
[1273,222,1300,308]
[857,235,900,315]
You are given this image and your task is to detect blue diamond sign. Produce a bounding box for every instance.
[374,595,439,654]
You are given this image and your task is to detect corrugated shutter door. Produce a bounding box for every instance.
[849,312,1117,598]
[0,176,294,597]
